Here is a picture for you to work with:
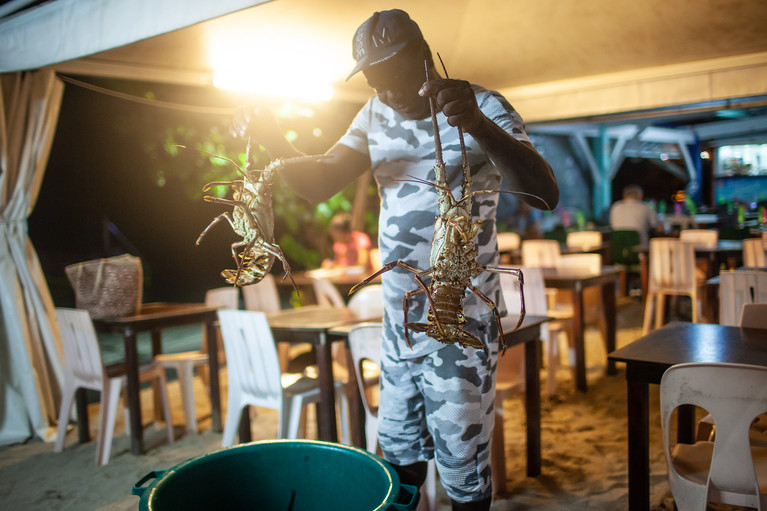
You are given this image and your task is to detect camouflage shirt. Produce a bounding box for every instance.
[338,84,531,359]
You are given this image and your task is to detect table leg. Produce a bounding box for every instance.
[124,330,143,455]
[315,333,339,442]
[76,388,90,443]
[491,411,507,493]
[603,280,617,375]
[206,319,222,432]
[238,405,252,443]
[524,331,542,477]
[677,404,696,444]
[572,285,587,392]
[151,330,162,422]
[627,380,650,511]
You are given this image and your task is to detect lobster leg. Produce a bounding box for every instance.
[196,212,235,245]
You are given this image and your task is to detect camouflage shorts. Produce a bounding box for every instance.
[377,321,499,502]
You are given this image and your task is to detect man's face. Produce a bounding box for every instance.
[362,44,431,120]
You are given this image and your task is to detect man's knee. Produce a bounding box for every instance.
[392,460,428,488]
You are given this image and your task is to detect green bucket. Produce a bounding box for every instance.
[132,439,420,510]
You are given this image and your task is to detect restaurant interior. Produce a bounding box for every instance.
[2,1,767,510]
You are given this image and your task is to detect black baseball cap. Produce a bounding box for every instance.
[346,9,424,81]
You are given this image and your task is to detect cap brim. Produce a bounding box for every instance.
[345,41,409,81]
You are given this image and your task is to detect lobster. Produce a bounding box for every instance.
[349,59,534,352]
[194,137,330,287]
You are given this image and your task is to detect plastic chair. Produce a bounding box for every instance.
[218,309,349,446]
[153,287,239,434]
[660,362,767,510]
[520,239,561,268]
[679,229,719,249]
[497,231,521,252]
[242,274,281,313]
[744,238,767,268]
[348,284,384,319]
[500,268,571,398]
[741,303,767,329]
[565,230,602,252]
[311,277,346,308]
[54,308,174,465]
[718,270,767,326]
[347,323,437,511]
[643,238,701,334]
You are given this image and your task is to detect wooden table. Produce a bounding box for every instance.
[607,321,767,510]
[541,265,622,391]
[328,314,548,480]
[91,303,220,455]
[246,306,376,443]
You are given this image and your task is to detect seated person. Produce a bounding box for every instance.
[321,213,373,271]
[609,184,663,246]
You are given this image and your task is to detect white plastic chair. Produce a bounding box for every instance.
[497,231,521,253]
[311,277,346,308]
[743,238,767,268]
[153,287,239,434]
[565,230,602,252]
[521,239,561,268]
[348,284,384,319]
[218,309,349,446]
[679,229,719,249]
[718,270,767,326]
[643,238,701,334]
[741,303,767,329]
[242,274,281,313]
[347,324,437,511]
[500,268,571,398]
[660,362,767,510]
[54,308,174,465]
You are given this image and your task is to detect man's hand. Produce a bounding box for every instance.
[419,78,483,133]
[229,104,282,142]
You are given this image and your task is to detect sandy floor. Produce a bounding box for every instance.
[0,298,739,510]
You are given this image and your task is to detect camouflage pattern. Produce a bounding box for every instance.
[377,320,498,501]
[338,84,530,501]
[339,84,530,360]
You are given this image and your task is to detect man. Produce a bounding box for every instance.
[609,184,661,245]
[233,10,558,509]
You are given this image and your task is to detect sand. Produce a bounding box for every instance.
[0,299,740,510]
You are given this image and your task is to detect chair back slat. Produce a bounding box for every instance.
[218,310,282,406]
[311,278,346,308]
[743,238,767,268]
[521,239,561,268]
[56,308,104,385]
[348,284,384,318]
[566,231,602,251]
[719,271,767,326]
[242,274,281,313]
[649,238,696,291]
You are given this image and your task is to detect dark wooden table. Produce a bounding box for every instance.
[328,314,549,480]
[247,305,377,443]
[541,265,622,391]
[91,303,220,455]
[607,321,767,511]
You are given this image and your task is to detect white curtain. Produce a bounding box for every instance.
[0,70,65,445]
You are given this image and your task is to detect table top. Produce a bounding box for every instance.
[608,321,767,382]
[706,266,767,285]
[538,265,623,287]
[91,302,219,330]
[266,305,377,331]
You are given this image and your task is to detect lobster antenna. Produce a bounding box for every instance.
[436,53,471,195]
[424,59,443,166]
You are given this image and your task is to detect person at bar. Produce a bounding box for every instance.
[231,9,558,509]
[609,184,663,245]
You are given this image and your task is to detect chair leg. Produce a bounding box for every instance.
[222,390,243,447]
[54,381,76,452]
[642,291,654,335]
[155,370,175,443]
[423,459,437,511]
[335,384,350,445]
[545,331,559,398]
[97,378,123,466]
[655,293,665,330]
[285,395,305,439]
[176,362,198,434]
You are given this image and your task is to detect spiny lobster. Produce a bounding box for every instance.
[193,137,330,287]
[349,59,533,352]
